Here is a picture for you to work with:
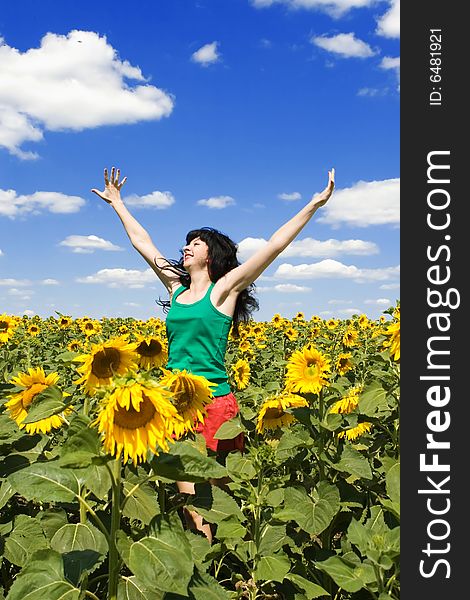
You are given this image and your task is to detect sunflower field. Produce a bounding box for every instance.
[0,306,400,600]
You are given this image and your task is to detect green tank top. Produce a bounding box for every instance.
[165,282,232,396]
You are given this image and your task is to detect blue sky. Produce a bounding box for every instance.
[0,0,400,322]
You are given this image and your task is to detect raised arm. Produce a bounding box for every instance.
[223,169,335,293]
[91,167,181,294]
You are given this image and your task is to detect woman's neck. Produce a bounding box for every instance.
[188,270,212,293]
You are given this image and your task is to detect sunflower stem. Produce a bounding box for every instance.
[107,458,122,600]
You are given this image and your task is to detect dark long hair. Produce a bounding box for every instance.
[156,227,259,336]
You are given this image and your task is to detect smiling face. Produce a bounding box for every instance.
[182,237,210,271]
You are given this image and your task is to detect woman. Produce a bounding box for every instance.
[92,166,335,540]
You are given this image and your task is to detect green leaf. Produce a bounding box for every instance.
[213,416,245,440]
[285,573,330,599]
[150,441,227,482]
[7,461,81,503]
[4,515,48,567]
[51,522,108,557]
[126,515,194,595]
[254,553,291,582]
[63,550,104,586]
[5,549,81,600]
[347,518,370,555]
[188,482,244,524]
[184,530,211,565]
[225,453,257,480]
[0,481,14,510]
[358,383,389,417]
[21,385,69,424]
[275,483,339,536]
[386,462,400,504]
[316,556,367,593]
[82,463,112,499]
[122,480,160,525]
[36,508,67,540]
[334,446,372,480]
[187,569,231,600]
[258,524,287,556]
[60,417,101,468]
[118,576,165,600]
[215,518,247,539]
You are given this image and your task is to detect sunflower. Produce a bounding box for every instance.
[0,314,17,343]
[271,314,284,328]
[357,314,369,329]
[27,324,41,336]
[67,339,82,352]
[383,320,400,362]
[58,316,72,329]
[256,392,308,433]
[335,352,354,376]
[293,311,305,321]
[329,386,372,441]
[5,367,70,434]
[94,377,179,464]
[134,334,168,370]
[285,346,331,394]
[342,328,359,348]
[80,320,102,337]
[238,338,252,353]
[74,336,138,394]
[326,318,339,330]
[284,327,298,341]
[231,358,251,390]
[158,368,216,438]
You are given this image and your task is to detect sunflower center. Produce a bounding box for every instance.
[138,339,162,357]
[0,320,9,332]
[91,348,121,379]
[175,380,196,411]
[264,407,285,419]
[114,393,156,429]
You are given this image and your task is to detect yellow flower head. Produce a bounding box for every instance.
[67,339,82,353]
[335,352,354,376]
[326,318,339,330]
[342,328,359,348]
[80,320,102,337]
[232,358,251,390]
[0,314,17,343]
[285,346,331,395]
[58,316,72,329]
[74,336,138,394]
[238,338,252,353]
[6,367,70,435]
[134,334,168,370]
[158,369,216,438]
[27,324,41,336]
[329,386,372,441]
[271,314,284,328]
[93,378,179,465]
[256,392,308,434]
[284,327,298,341]
[383,320,400,362]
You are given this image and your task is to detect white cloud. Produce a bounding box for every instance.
[191,42,221,66]
[380,56,400,89]
[0,249,3,256]
[59,235,124,253]
[197,195,235,209]
[0,278,31,286]
[376,0,400,38]
[357,87,382,97]
[278,192,302,201]
[237,236,378,261]
[41,278,59,285]
[76,267,157,288]
[364,297,392,305]
[317,178,399,227]
[7,288,33,300]
[338,307,362,315]
[380,283,400,290]
[273,259,400,282]
[328,299,352,304]
[251,1,375,18]
[23,309,36,316]
[124,191,175,209]
[311,33,376,58]
[0,30,174,158]
[0,188,85,218]
[257,284,312,293]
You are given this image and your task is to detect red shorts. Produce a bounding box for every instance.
[196,392,245,453]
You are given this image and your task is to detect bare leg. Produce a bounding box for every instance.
[176,480,213,542]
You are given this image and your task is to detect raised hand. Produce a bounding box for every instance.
[91,167,127,205]
[312,168,335,208]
